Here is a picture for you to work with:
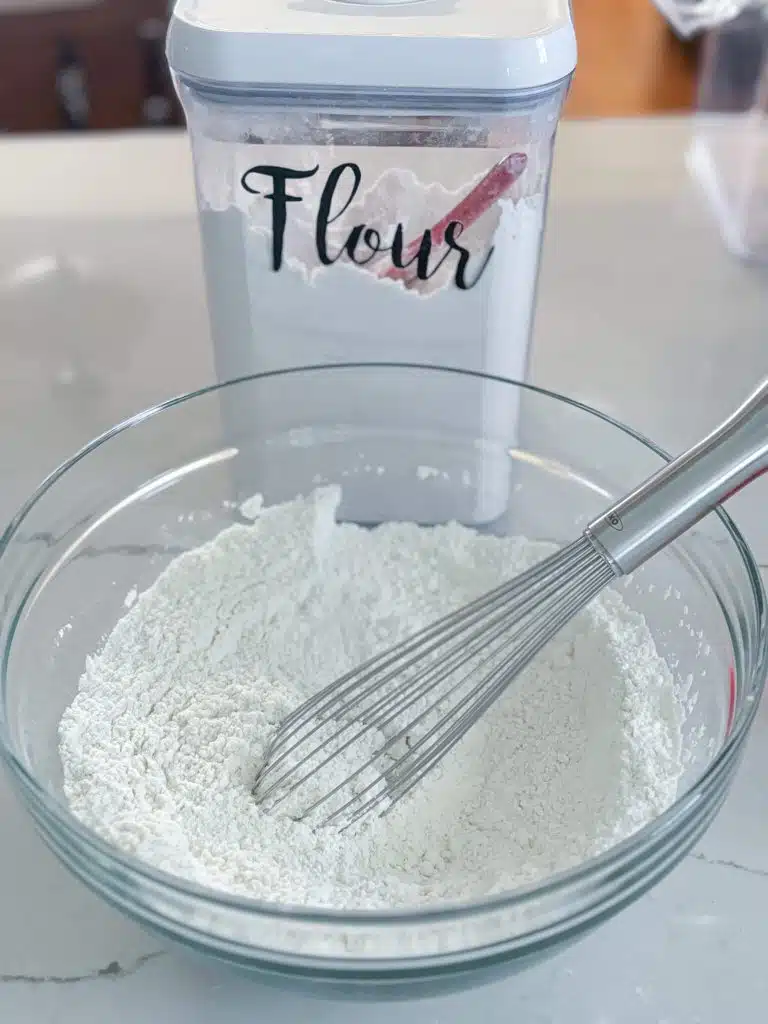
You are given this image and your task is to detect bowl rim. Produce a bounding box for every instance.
[1,361,766,932]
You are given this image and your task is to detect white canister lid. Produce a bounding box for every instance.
[167,0,577,94]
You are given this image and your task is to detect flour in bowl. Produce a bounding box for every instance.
[59,486,686,910]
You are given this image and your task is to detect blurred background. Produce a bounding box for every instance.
[0,0,702,132]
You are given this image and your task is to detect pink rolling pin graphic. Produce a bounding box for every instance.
[379,151,528,288]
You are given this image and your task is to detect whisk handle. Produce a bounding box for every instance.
[587,378,768,576]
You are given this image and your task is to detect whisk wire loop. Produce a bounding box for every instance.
[254,537,613,828]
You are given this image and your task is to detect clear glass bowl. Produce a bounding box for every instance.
[0,364,765,1000]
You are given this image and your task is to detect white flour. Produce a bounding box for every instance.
[59,486,686,910]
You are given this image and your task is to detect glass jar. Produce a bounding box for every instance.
[688,5,768,261]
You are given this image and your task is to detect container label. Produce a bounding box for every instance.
[231,149,529,296]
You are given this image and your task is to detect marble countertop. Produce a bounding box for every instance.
[0,119,767,1022]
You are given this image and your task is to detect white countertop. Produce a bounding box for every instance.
[1,119,767,1022]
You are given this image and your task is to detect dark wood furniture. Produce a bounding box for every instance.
[0,0,182,132]
[0,0,702,131]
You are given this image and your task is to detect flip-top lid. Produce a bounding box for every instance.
[167,0,577,94]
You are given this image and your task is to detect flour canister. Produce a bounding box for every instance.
[166,0,577,525]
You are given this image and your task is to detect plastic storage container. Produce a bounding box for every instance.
[166,0,576,524]
[687,5,768,261]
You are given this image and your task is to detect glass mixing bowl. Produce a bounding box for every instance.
[0,364,765,1000]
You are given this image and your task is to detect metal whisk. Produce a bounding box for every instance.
[254,379,768,830]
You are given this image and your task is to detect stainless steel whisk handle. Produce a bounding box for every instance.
[587,379,768,576]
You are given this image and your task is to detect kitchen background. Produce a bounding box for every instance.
[3,3,768,1021]
[2,0,701,131]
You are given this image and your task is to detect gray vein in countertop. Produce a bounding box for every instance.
[78,543,187,559]
[17,529,768,567]
[692,852,768,879]
[24,531,187,559]
[0,951,165,986]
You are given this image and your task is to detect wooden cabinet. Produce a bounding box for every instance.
[0,0,182,132]
[0,0,703,130]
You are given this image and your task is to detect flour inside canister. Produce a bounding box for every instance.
[59,486,686,910]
